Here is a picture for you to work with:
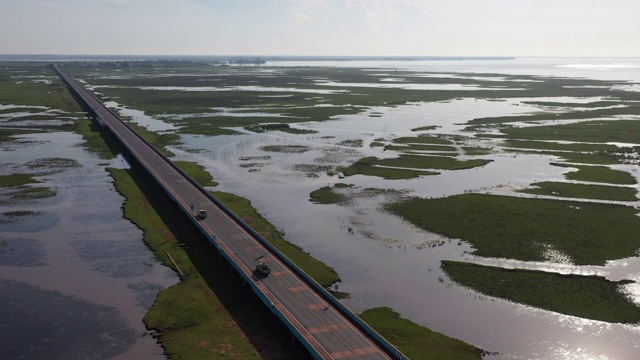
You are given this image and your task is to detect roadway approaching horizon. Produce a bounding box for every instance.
[52,64,405,360]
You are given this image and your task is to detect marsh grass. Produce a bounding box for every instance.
[462,147,493,156]
[386,193,640,265]
[508,149,623,165]
[394,135,453,145]
[470,104,640,125]
[3,210,38,217]
[343,153,491,180]
[519,181,638,201]
[12,187,57,200]
[309,186,348,205]
[503,120,640,144]
[261,145,309,153]
[343,157,439,179]
[244,123,316,134]
[502,140,618,152]
[174,161,219,187]
[551,163,637,185]
[0,174,39,187]
[0,73,83,113]
[0,128,43,142]
[442,261,640,324]
[359,306,482,360]
[385,144,458,152]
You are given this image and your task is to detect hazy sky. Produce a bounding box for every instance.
[1,0,639,56]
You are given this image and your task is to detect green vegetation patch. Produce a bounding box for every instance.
[0,174,39,187]
[343,157,439,180]
[394,135,453,145]
[462,147,493,156]
[2,210,38,217]
[337,139,364,148]
[359,307,482,360]
[261,145,309,153]
[552,163,637,185]
[245,123,316,134]
[309,185,349,205]
[375,155,492,171]
[0,128,42,143]
[386,193,640,265]
[442,261,640,324]
[174,161,219,187]
[502,140,618,153]
[25,157,81,172]
[470,104,640,126]
[385,144,458,152]
[545,150,624,165]
[411,125,439,132]
[502,120,640,144]
[12,187,57,200]
[509,148,623,165]
[519,181,637,201]
[0,72,83,113]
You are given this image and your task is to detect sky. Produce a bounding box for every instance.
[1,0,639,57]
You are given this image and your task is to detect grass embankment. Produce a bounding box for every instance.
[173,161,219,187]
[387,193,640,265]
[442,261,640,324]
[109,166,312,360]
[520,181,638,201]
[359,307,482,360]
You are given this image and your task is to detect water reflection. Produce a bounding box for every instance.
[0,131,178,359]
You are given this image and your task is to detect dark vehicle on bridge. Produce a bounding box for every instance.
[256,262,271,275]
[196,209,207,220]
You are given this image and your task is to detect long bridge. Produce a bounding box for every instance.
[52,64,407,360]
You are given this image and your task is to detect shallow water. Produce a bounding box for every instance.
[167,89,640,359]
[61,58,640,359]
[0,131,178,360]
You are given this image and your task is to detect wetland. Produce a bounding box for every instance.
[2,57,640,359]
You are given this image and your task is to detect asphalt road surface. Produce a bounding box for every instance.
[53,64,397,360]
